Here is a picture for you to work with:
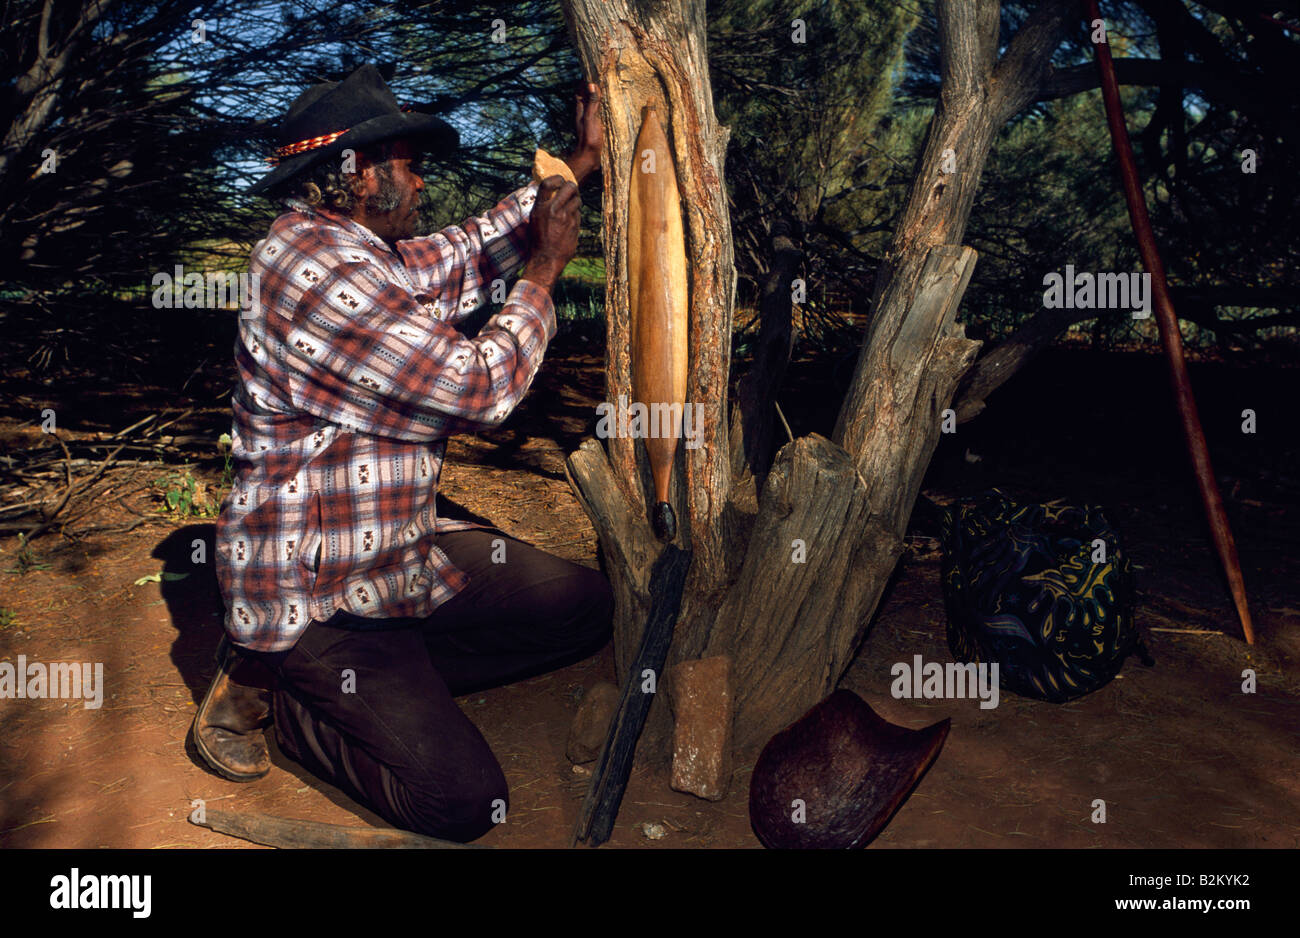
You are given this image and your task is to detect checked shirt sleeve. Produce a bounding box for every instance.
[260,230,556,443]
[398,182,541,326]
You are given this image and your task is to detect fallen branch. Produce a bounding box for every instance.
[20,439,127,542]
[111,412,161,439]
[18,437,75,542]
[190,808,487,849]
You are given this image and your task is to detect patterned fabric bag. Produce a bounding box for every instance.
[937,488,1153,703]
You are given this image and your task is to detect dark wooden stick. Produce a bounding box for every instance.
[572,545,693,847]
[191,808,486,849]
[1085,0,1255,643]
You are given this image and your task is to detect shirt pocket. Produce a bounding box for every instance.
[297,490,324,592]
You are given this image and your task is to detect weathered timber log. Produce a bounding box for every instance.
[560,0,736,581]
[190,808,485,849]
[561,0,738,762]
[707,247,979,749]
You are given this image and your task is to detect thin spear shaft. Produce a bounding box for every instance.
[1084,0,1255,643]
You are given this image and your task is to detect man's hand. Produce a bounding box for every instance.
[564,82,603,185]
[521,175,580,291]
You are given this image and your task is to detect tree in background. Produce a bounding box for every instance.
[4,0,1294,404]
[557,0,1293,756]
[2,1,594,290]
[708,0,920,358]
[949,0,1300,416]
[1,0,597,385]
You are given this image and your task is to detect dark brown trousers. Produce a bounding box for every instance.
[250,527,613,843]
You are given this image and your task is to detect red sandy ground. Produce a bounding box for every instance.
[1,338,1298,849]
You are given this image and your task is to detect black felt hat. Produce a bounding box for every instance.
[248,64,458,196]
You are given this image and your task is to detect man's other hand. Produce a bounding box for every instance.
[564,82,603,184]
[521,175,580,290]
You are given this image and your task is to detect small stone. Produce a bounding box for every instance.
[571,763,591,776]
[566,681,619,764]
[641,822,667,840]
[668,656,734,801]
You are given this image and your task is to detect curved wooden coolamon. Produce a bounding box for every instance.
[627,105,689,541]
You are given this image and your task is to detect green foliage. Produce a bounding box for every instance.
[554,293,603,323]
[708,0,923,349]
[153,467,219,519]
[5,534,51,575]
[0,609,16,629]
[562,256,605,284]
[711,0,918,222]
[962,90,1138,344]
[8,0,1294,370]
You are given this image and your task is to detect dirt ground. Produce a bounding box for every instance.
[1,325,1298,849]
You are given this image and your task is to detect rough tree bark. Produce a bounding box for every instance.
[561,0,1078,758]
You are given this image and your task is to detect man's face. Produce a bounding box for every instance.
[354,138,424,243]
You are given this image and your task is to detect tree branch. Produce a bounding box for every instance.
[1042,58,1243,104]
[990,0,1081,123]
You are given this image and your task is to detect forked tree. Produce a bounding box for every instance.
[559,0,1081,759]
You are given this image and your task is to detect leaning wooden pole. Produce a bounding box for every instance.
[1085,0,1255,644]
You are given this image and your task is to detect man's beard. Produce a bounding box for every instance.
[365,162,403,214]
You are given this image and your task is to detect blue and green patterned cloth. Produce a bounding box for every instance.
[938,489,1153,703]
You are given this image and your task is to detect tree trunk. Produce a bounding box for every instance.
[561,0,740,759]
[561,0,1077,758]
[727,220,802,494]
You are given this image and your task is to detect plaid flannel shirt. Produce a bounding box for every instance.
[215,181,554,652]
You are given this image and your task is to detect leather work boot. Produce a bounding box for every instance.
[192,636,275,781]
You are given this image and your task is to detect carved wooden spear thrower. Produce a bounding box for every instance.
[627,105,689,541]
[1085,0,1255,643]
